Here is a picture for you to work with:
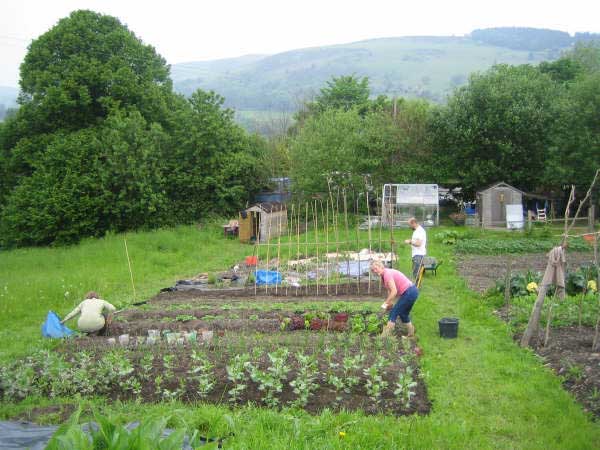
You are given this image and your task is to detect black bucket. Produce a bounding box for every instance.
[439,317,459,338]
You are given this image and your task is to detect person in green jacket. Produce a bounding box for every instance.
[61,291,116,335]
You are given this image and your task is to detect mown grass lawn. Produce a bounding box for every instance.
[1,223,599,449]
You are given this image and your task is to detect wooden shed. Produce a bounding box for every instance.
[476,182,524,228]
[238,202,288,243]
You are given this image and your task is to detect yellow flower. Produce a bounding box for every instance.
[588,280,597,292]
[339,431,346,438]
[527,282,538,293]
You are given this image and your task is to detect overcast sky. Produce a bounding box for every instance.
[0,0,598,87]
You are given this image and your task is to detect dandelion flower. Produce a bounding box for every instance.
[588,280,597,292]
[339,431,346,438]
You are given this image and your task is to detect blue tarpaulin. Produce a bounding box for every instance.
[41,311,73,338]
[255,270,282,286]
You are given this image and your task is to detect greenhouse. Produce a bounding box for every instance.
[381,184,439,227]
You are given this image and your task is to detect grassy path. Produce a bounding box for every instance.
[0,225,599,448]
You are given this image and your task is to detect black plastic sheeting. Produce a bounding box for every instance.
[0,421,222,449]
[0,421,58,449]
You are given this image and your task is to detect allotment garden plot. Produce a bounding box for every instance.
[0,288,430,417]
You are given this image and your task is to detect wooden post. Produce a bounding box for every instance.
[520,284,549,347]
[544,298,555,347]
[504,260,512,322]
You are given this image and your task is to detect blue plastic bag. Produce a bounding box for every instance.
[255,270,282,286]
[41,311,73,338]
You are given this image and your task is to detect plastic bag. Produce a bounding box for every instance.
[255,270,282,286]
[41,311,73,338]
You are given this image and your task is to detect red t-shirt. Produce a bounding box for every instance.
[382,268,412,295]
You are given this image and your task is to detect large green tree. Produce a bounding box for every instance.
[0,10,266,246]
[430,64,560,196]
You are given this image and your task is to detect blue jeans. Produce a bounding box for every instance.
[389,285,419,324]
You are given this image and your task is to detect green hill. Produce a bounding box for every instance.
[172,33,570,113]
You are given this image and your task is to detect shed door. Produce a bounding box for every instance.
[492,189,510,226]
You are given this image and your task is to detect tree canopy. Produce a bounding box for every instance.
[0,10,267,247]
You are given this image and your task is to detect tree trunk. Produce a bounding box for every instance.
[520,284,548,348]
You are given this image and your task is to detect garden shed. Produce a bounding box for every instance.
[382,184,439,227]
[238,202,288,243]
[476,182,524,228]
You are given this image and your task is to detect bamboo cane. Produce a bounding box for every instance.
[389,191,395,270]
[296,204,301,297]
[335,187,341,294]
[314,200,319,296]
[377,188,383,294]
[355,197,361,295]
[123,238,136,303]
[265,208,273,295]
[305,202,309,295]
[254,211,260,296]
[366,184,372,295]
[286,204,294,297]
[325,199,330,295]
[343,189,351,293]
[275,206,283,295]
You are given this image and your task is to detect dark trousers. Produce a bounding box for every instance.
[412,255,424,280]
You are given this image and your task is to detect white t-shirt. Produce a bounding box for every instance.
[411,225,427,257]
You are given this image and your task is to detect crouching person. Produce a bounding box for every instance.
[370,260,419,338]
[61,291,116,335]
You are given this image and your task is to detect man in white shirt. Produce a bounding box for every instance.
[404,217,426,280]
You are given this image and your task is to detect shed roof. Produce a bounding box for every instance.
[244,202,286,213]
[476,181,525,196]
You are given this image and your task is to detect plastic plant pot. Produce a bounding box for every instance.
[107,338,116,345]
[165,333,176,344]
[147,329,159,338]
[176,337,185,345]
[118,334,130,345]
[438,317,459,339]
[146,336,157,345]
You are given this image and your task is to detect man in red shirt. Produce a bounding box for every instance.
[371,260,419,338]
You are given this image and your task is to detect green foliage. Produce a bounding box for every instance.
[430,64,559,195]
[314,75,370,112]
[289,96,432,198]
[471,27,572,51]
[46,410,187,450]
[0,10,267,247]
[455,238,589,255]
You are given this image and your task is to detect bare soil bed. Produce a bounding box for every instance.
[518,327,600,418]
[457,251,595,293]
